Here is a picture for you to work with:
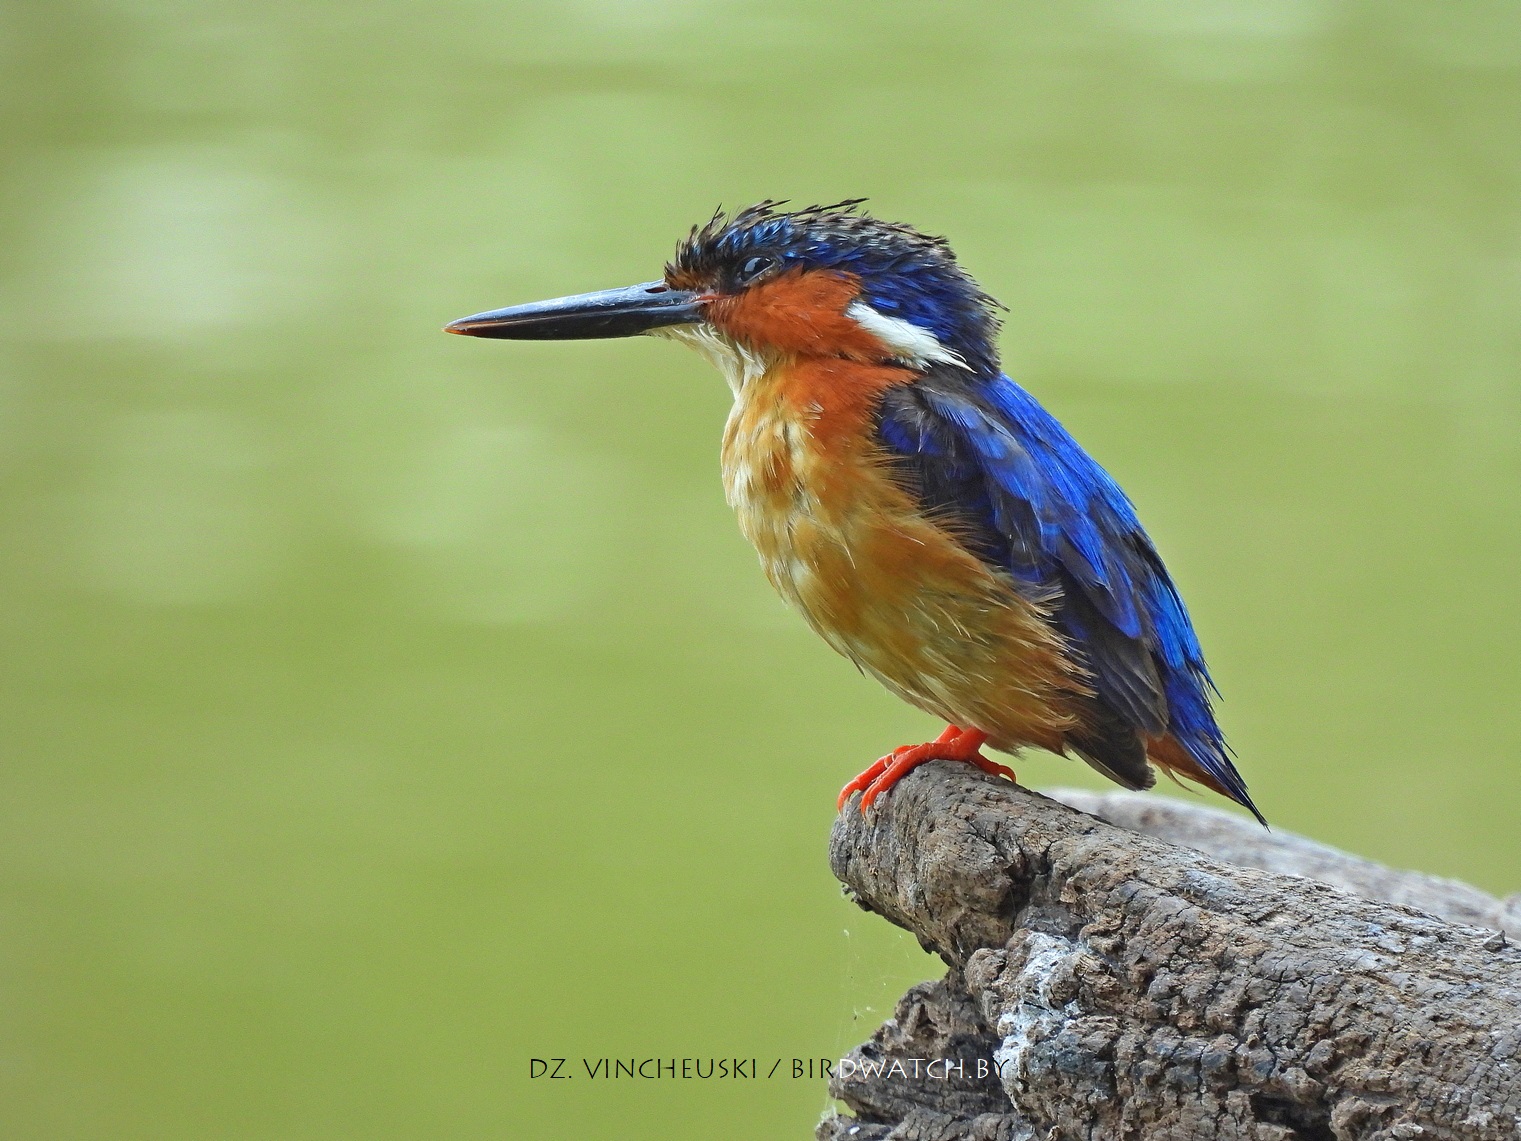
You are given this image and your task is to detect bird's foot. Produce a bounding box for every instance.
[837,725,1014,813]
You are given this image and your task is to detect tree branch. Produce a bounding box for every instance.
[822,763,1521,1141]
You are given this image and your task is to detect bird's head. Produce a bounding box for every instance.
[445,200,1003,385]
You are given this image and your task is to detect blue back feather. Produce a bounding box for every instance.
[876,370,1256,813]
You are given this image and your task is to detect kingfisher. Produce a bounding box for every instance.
[445,201,1264,824]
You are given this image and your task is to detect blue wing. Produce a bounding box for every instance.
[876,370,1260,820]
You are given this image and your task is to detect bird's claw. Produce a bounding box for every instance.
[837,725,1012,813]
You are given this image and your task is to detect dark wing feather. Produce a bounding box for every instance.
[876,368,1260,818]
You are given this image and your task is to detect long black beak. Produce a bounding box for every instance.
[444,281,704,340]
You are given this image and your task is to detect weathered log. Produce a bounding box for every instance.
[821,762,1521,1141]
[1046,788,1521,940]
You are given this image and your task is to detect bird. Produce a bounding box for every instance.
[444,200,1265,825]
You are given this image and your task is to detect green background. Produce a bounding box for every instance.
[3,2,1519,1138]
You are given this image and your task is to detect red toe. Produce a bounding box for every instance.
[837,725,964,810]
[838,726,1014,813]
[836,756,890,811]
[966,754,1017,782]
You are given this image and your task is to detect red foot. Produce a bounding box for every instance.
[836,725,1015,813]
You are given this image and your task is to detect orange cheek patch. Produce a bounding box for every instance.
[708,269,889,361]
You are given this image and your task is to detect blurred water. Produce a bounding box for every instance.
[1,3,1519,1138]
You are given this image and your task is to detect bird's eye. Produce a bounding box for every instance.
[739,255,776,283]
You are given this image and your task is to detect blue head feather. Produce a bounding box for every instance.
[668,201,1004,376]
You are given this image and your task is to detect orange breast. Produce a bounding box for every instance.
[720,357,1082,753]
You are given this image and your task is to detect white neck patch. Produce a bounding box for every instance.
[844,301,968,370]
[654,301,967,393]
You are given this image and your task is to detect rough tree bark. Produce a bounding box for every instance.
[821,763,1521,1141]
